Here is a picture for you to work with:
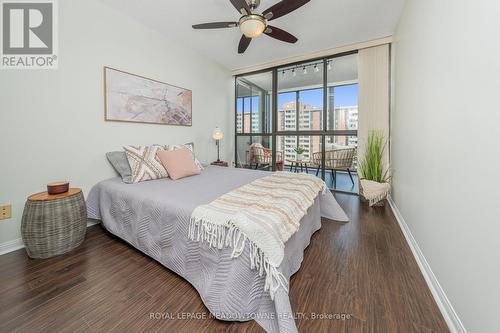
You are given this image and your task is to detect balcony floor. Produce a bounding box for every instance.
[244,163,359,194]
[283,164,359,194]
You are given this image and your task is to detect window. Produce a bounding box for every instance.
[236,72,272,134]
[235,53,359,194]
[277,61,323,132]
[298,88,322,131]
[277,92,296,131]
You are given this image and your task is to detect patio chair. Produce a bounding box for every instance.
[308,147,356,188]
[247,143,284,170]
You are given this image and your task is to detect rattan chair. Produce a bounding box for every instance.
[248,144,283,170]
[308,147,356,188]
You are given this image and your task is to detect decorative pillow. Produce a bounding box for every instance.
[106,151,133,184]
[157,148,201,180]
[123,145,168,183]
[165,142,203,170]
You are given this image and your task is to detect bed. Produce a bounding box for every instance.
[86,166,348,333]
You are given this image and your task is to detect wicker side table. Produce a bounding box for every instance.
[21,188,87,258]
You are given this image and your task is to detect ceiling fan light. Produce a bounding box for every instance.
[239,15,266,38]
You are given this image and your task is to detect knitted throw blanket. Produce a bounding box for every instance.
[188,172,327,299]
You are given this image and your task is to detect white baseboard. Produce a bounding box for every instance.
[0,220,101,256]
[86,219,101,227]
[0,238,24,256]
[387,196,467,333]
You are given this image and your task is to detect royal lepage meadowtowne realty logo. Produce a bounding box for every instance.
[1,0,58,69]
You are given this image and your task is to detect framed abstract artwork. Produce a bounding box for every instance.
[104,67,192,126]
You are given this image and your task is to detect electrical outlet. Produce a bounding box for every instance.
[0,204,12,220]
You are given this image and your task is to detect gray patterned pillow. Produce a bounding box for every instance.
[123,145,168,183]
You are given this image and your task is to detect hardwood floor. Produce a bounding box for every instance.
[0,194,449,333]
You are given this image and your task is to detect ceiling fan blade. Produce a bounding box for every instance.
[264,26,298,43]
[230,0,251,15]
[238,35,252,54]
[192,22,238,29]
[263,0,310,21]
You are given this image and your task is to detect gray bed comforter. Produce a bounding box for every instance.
[87,166,348,333]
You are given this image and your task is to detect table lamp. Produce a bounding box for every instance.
[212,127,224,162]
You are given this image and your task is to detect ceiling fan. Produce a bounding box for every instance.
[192,0,310,54]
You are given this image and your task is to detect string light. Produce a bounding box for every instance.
[314,64,319,72]
[282,70,285,77]
[302,66,307,75]
[327,61,332,71]
[292,68,296,77]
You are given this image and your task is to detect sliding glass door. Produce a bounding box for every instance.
[324,54,359,193]
[235,53,359,194]
[235,71,274,169]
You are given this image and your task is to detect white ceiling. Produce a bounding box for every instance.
[99,0,405,71]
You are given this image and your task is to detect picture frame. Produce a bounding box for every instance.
[104,66,192,126]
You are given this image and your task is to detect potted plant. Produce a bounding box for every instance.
[358,130,391,206]
[294,146,306,161]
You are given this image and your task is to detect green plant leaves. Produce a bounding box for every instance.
[359,130,388,183]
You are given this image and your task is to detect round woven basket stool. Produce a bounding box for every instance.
[21,188,87,259]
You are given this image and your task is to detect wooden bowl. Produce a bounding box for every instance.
[47,181,69,195]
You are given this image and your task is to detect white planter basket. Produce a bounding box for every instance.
[359,179,390,207]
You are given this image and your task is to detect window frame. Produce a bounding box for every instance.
[234,50,359,194]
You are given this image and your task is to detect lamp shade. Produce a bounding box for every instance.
[239,15,266,38]
[212,127,224,140]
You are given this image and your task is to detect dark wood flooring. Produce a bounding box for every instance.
[0,194,449,333]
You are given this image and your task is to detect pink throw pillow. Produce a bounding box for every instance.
[157,148,201,180]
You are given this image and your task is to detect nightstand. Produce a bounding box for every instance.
[21,188,87,258]
[211,161,229,167]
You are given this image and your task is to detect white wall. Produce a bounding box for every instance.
[392,1,500,332]
[0,0,233,244]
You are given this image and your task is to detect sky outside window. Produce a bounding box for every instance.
[299,88,323,109]
[237,97,243,113]
[277,84,358,109]
[251,96,259,112]
[334,84,358,107]
[278,92,295,109]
